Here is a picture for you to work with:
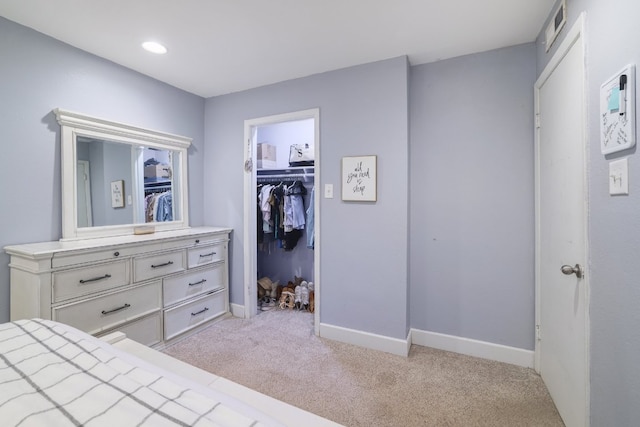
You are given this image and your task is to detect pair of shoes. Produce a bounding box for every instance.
[257,277,280,300]
[261,299,276,311]
[279,290,295,309]
[309,290,315,313]
[294,285,302,310]
[294,281,310,310]
[300,281,310,310]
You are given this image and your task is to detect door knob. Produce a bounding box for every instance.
[561,264,583,278]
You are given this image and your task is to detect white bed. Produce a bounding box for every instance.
[0,319,341,427]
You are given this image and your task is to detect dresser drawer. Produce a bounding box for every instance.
[187,243,225,268]
[133,250,185,282]
[53,259,130,303]
[97,312,162,347]
[53,281,161,336]
[52,249,125,269]
[163,264,226,307]
[164,291,227,340]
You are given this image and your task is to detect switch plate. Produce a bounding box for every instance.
[609,158,629,195]
[324,184,334,198]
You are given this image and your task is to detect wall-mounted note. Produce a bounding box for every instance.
[608,87,620,111]
[600,64,636,154]
[341,155,377,202]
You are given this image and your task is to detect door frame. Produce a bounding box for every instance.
[534,12,590,422]
[243,108,321,335]
[76,160,93,227]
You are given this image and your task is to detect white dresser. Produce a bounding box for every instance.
[5,226,232,347]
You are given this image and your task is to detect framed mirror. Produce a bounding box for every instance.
[55,109,191,240]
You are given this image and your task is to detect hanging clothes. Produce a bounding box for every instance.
[144,190,173,222]
[256,179,311,251]
[282,181,307,251]
[259,184,274,233]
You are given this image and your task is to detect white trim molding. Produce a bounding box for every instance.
[319,323,533,366]
[230,303,245,319]
[243,108,320,331]
[320,323,411,357]
[411,329,535,368]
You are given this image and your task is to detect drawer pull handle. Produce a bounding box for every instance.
[151,261,174,268]
[199,252,216,258]
[191,307,209,316]
[101,303,131,315]
[189,279,207,286]
[79,274,112,284]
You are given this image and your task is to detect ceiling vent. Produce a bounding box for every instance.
[545,0,567,52]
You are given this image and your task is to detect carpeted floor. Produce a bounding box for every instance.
[163,309,564,427]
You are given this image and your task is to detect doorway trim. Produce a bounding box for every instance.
[243,108,321,335]
[534,12,589,423]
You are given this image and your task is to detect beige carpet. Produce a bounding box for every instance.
[163,309,564,427]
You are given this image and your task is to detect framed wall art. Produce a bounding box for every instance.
[110,180,125,208]
[341,155,377,202]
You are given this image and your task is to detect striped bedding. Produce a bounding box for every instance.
[0,319,278,427]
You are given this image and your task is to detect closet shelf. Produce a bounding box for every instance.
[256,166,313,175]
[256,166,314,181]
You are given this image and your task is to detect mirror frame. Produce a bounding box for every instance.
[55,108,191,240]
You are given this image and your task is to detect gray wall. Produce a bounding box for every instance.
[204,57,410,339]
[536,0,640,423]
[89,141,134,227]
[0,17,205,322]
[409,44,537,349]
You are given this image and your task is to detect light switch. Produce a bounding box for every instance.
[127,195,133,205]
[324,184,334,198]
[609,158,629,195]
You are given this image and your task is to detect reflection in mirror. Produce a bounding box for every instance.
[141,147,181,224]
[77,137,135,227]
[55,108,191,240]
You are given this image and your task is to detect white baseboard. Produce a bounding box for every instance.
[319,323,410,357]
[230,303,245,318]
[410,329,534,368]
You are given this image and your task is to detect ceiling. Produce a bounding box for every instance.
[0,0,555,98]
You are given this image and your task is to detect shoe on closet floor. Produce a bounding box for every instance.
[300,283,309,311]
[294,285,302,310]
[279,290,295,309]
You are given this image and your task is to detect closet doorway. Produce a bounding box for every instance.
[243,109,320,335]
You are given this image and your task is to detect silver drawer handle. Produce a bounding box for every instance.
[151,261,174,268]
[79,274,111,284]
[101,303,131,315]
[191,307,209,316]
[189,279,207,286]
[199,252,216,258]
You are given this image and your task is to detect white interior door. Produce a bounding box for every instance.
[535,15,588,427]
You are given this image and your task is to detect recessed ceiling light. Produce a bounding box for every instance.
[142,41,167,54]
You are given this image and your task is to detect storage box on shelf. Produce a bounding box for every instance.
[5,226,231,348]
[257,142,277,169]
[144,164,172,179]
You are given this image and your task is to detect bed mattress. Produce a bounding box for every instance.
[0,318,283,426]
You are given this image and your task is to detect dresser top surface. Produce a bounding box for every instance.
[4,226,232,258]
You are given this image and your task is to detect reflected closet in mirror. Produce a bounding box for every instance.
[55,109,191,240]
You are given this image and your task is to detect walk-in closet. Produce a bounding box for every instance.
[244,109,320,330]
